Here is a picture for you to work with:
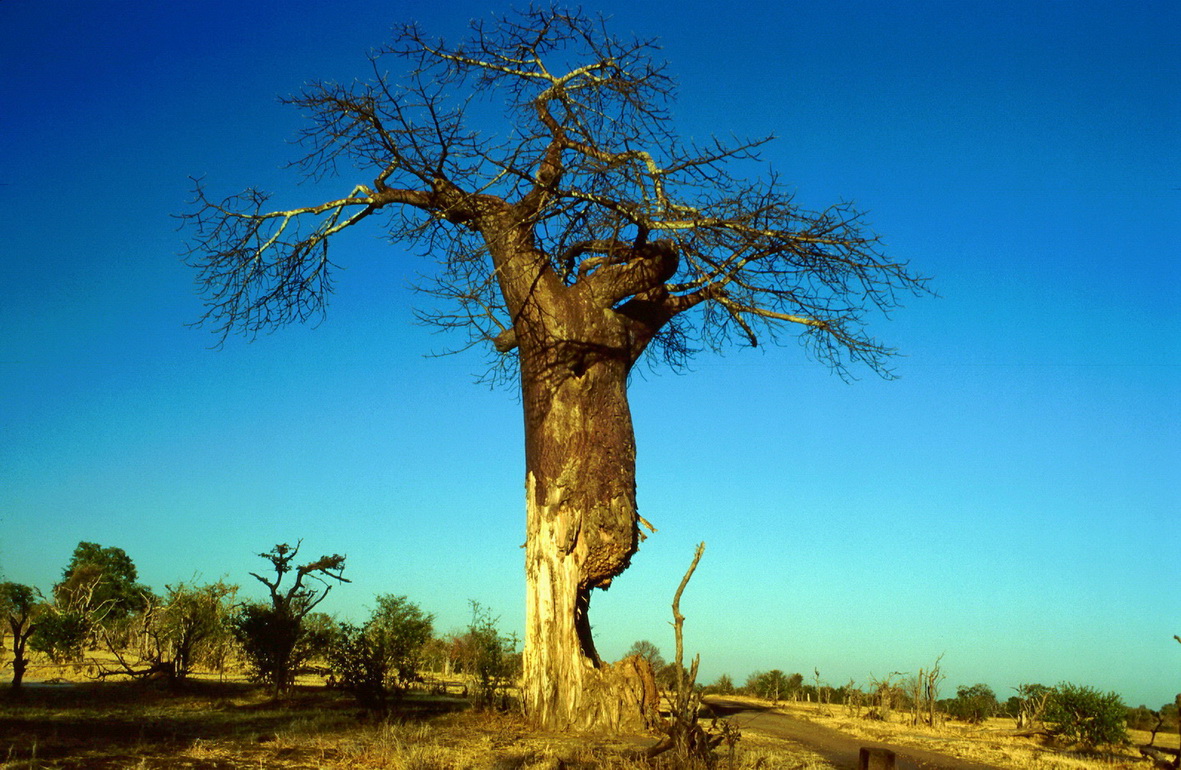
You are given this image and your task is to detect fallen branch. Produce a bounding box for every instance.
[1010,728,1053,738]
[1141,745,1179,770]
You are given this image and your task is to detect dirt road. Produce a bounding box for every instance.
[707,699,1004,770]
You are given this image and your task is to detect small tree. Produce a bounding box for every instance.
[925,656,946,727]
[327,594,434,712]
[1043,683,1129,748]
[843,679,866,718]
[652,542,726,763]
[368,595,434,689]
[1127,705,1160,733]
[746,669,798,703]
[328,622,389,711]
[458,601,520,710]
[32,542,154,666]
[54,542,148,627]
[160,580,238,678]
[103,581,238,682]
[233,542,348,696]
[28,609,89,664]
[868,673,905,721]
[419,635,457,677]
[814,668,830,712]
[907,655,945,727]
[786,672,805,702]
[907,673,923,726]
[948,683,999,724]
[1159,700,1180,734]
[708,673,735,695]
[1014,683,1052,730]
[626,640,666,673]
[0,583,45,689]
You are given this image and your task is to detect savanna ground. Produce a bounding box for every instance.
[0,656,827,769]
[711,695,1179,770]
[1,657,1174,769]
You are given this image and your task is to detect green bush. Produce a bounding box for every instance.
[54,542,149,624]
[744,670,801,702]
[458,601,519,710]
[231,605,334,691]
[328,622,391,711]
[947,683,999,723]
[326,594,433,712]
[232,603,302,689]
[233,543,347,696]
[157,580,238,678]
[29,610,89,663]
[1044,683,1129,747]
[1127,705,1158,732]
[366,595,434,689]
[707,673,736,695]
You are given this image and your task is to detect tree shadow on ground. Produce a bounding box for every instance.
[0,679,466,768]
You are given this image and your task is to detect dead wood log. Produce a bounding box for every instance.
[1010,728,1053,738]
[1141,745,1179,770]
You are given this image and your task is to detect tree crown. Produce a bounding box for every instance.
[183,5,930,381]
[0,582,40,617]
[248,541,349,621]
[54,541,147,622]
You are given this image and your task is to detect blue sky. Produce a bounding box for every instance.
[2,0,1178,708]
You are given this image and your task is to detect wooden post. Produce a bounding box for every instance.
[859,747,896,770]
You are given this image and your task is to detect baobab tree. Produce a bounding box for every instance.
[182,7,929,730]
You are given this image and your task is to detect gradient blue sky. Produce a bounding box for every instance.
[2,1,1178,707]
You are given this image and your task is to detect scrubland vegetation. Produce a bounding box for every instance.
[714,667,1177,750]
[718,694,1179,770]
[2,541,1178,768]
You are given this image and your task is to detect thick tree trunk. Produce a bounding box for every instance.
[12,658,26,689]
[482,220,671,730]
[519,342,659,731]
[10,630,29,690]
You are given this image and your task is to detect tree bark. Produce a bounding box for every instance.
[9,623,30,690]
[518,306,658,730]
[11,656,26,689]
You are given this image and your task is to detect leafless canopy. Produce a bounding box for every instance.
[248,541,349,618]
[182,5,929,379]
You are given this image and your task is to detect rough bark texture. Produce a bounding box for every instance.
[517,279,660,730]
[7,619,32,690]
[11,655,26,689]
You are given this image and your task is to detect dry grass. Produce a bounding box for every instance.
[4,651,1170,769]
[0,645,838,768]
[0,679,834,769]
[732,696,1177,770]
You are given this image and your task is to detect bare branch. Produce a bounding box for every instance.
[181,5,929,377]
[670,542,704,694]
